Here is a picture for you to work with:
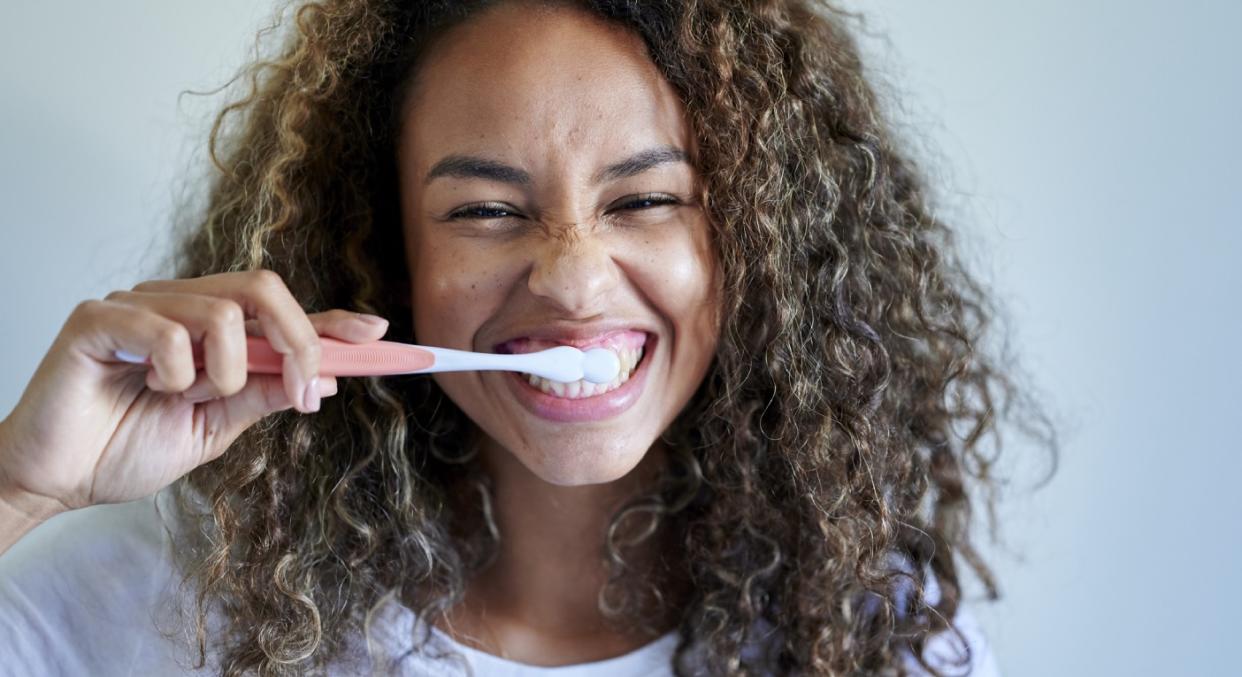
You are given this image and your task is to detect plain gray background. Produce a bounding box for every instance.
[2,2,1238,675]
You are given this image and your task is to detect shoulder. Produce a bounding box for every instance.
[0,493,188,675]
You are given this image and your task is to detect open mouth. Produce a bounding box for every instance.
[495,329,653,402]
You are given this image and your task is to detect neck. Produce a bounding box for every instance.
[440,433,682,662]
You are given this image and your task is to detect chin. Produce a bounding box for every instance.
[512,436,653,487]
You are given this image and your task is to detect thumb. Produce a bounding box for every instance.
[198,374,339,463]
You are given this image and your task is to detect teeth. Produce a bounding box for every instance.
[523,346,645,399]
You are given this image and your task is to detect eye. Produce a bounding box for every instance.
[448,203,521,221]
[614,193,680,211]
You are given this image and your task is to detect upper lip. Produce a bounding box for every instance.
[490,320,657,352]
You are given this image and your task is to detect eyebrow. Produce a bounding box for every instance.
[424,155,530,187]
[593,146,690,184]
[423,145,690,187]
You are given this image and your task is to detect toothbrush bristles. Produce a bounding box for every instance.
[581,347,621,384]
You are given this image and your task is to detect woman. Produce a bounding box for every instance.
[0,0,1056,674]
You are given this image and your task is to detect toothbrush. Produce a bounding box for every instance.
[111,336,621,384]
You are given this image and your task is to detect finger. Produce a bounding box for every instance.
[134,271,320,414]
[66,300,197,393]
[307,310,390,343]
[104,290,248,400]
[247,311,388,343]
[196,374,339,461]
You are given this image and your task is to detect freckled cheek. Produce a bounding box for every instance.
[410,241,519,347]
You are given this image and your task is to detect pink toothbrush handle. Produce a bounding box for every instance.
[186,336,435,377]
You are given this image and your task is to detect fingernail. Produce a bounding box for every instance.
[355,313,388,325]
[303,376,321,412]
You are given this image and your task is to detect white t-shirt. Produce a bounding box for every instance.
[0,494,1000,676]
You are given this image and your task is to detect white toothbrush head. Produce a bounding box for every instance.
[582,347,622,384]
[523,345,621,383]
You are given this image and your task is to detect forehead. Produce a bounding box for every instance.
[398,2,694,179]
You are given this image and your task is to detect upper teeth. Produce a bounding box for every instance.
[527,346,644,399]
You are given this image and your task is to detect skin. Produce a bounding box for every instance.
[0,271,368,555]
[397,2,721,666]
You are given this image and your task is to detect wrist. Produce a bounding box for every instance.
[0,476,63,524]
[0,419,66,554]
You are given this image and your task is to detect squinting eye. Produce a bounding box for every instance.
[448,203,519,220]
[617,194,680,211]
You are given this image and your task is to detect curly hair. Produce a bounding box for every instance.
[160,0,1059,674]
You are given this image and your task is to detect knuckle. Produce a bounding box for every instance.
[154,323,191,354]
[131,278,162,292]
[206,299,244,330]
[70,299,105,323]
[250,269,285,294]
[66,300,111,334]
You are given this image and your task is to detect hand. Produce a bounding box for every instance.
[0,269,390,519]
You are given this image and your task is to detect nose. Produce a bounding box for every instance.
[526,222,620,316]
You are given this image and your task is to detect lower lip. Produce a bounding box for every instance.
[503,336,655,423]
